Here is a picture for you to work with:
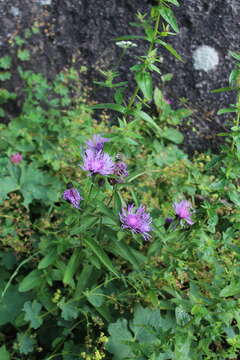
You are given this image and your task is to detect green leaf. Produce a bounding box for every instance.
[220,282,240,297]
[156,39,183,61]
[135,71,153,101]
[175,306,192,326]
[0,176,19,203]
[159,6,179,32]
[0,72,11,81]
[59,299,79,321]
[229,69,240,87]
[229,51,240,61]
[84,238,120,278]
[228,191,240,206]
[134,110,161,134]
[38,249,57,269]
[0,345,10,360]
[17,49,31,61]
[114,35,146,41]
[165,0,180,6]
[217,107,237,115]
[174,333,191,360]
[70,216,98,235]
[74,264,94,299]
[90,103,126,113]
[63,249,81,288]
[110,241,142,270]
[211,86,235,93]
[0,56,12,69]
[19,270,42,292]
[17,333,35,355]
[97,202,119,224]
[0,283,29,325]
[85,287,105,308]
[23,300,43,329]
[161,127,184,144]
[107,319,134,359]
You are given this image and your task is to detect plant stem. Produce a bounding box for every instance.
[126,12,161,114]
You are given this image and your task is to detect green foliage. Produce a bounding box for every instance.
[1,4,240,360]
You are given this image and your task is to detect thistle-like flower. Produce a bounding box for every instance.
[86,135,109,152]
[119,204,152,240]
[174,200,193,225]
[10,153,22,164]
[63,188,83,208]
[82,149,115,176]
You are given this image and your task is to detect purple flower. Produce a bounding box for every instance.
[164,97,172,105]
[63,188,83,208]
[120,204,152,240]
[10,153,22,164]
[82,149,115,176]
[86,135,109,152]
[174,200,193,225]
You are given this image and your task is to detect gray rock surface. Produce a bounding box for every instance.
[0,0,239,152]
[161,0,240,151]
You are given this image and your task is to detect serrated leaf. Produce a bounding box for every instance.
[0,283,29,326]
[0,72,11,81]
[175,306,191,326]
[23,300,43,329]
[85,287,105,308]
[0,56,12,69]
[17,333,35,355]
[0,176,19,203]
[59,299,79,321]
[17,49,30,61]
[107,319,134,359]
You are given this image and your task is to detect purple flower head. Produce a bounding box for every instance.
[82,149,115,176]
[120,204,152,240]
[63,188,83,208]
[10,153,22,164]
[113,161,128,183]
[164,97,172,105]
[174,200,193,225]
[86,135,109,152]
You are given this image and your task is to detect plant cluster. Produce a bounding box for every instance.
[1,1,240,359]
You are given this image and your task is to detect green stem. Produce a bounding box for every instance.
[126,12,161,114]
[231,91,240,151]
[1,251,39,298]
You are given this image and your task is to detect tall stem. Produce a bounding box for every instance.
[126,13,161,115]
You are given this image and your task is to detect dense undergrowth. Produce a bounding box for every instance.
[1,0,240,359]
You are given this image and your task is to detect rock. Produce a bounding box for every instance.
[0,0,239,152]
[193,46,219,72]
[159,0,240,151]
